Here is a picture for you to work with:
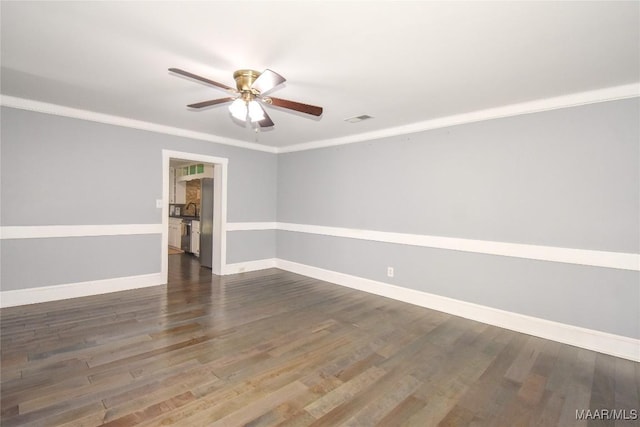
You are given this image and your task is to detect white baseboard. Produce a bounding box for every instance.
[275,259,640,362]
[224,258,277,274]
[0,273,164,308]
[3,259,637,361]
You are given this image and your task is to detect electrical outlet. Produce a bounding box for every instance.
[387,267,394,277]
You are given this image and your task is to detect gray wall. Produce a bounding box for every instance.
[276,231,639,338]
[278,99,639,253]
[226,230,276,264]
[2,100,638,340]
[277,98,640,339]
[1,107,277,290]
[1,107,277,226]
[1,235,160,291]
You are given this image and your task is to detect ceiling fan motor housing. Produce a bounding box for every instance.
[233,70,262,93]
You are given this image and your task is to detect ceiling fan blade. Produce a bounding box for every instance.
[251,69,286,95]
[187,97,235,109]
[258,115,274,128]
[169,68,235,92]
[254,102,275,127]
[267,96,323,116]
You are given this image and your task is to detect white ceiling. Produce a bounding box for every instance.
[1,1,638,150]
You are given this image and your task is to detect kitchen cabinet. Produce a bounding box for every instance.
[169,167,186,204]
[175,181,186,204]
[191,220,200,256]
[169,167,175,203]
[177,163,214,182]
[168,218,182,248]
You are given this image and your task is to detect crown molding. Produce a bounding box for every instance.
[278,83,640,153]
[0,95,278,154]
[2,83,638,155]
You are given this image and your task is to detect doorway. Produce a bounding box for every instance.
[161,150,228,282]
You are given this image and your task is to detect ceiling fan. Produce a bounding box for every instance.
[169,68,323,128]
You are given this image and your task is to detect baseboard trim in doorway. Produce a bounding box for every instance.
[168,246,184,255]
[274,259,640,362]
[225,258,277,275]
[0,273,164,308]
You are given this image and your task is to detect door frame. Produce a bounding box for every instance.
[161,149,228,281]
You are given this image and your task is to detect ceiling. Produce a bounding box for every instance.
[1,1,638,151]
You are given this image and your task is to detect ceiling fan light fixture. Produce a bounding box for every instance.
[229,98,247,121]
[248,100,265,122]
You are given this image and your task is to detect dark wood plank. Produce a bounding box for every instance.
[1,254,637,426]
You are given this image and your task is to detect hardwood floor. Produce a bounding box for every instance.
[1,254,638,426]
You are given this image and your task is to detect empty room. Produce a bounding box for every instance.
[1,1,638,426]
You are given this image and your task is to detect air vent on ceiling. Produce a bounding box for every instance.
[344,115,373,123]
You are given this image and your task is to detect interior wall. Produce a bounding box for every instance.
[0,106,277,291]
[1,99,638,342]
[276,98,640,339]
